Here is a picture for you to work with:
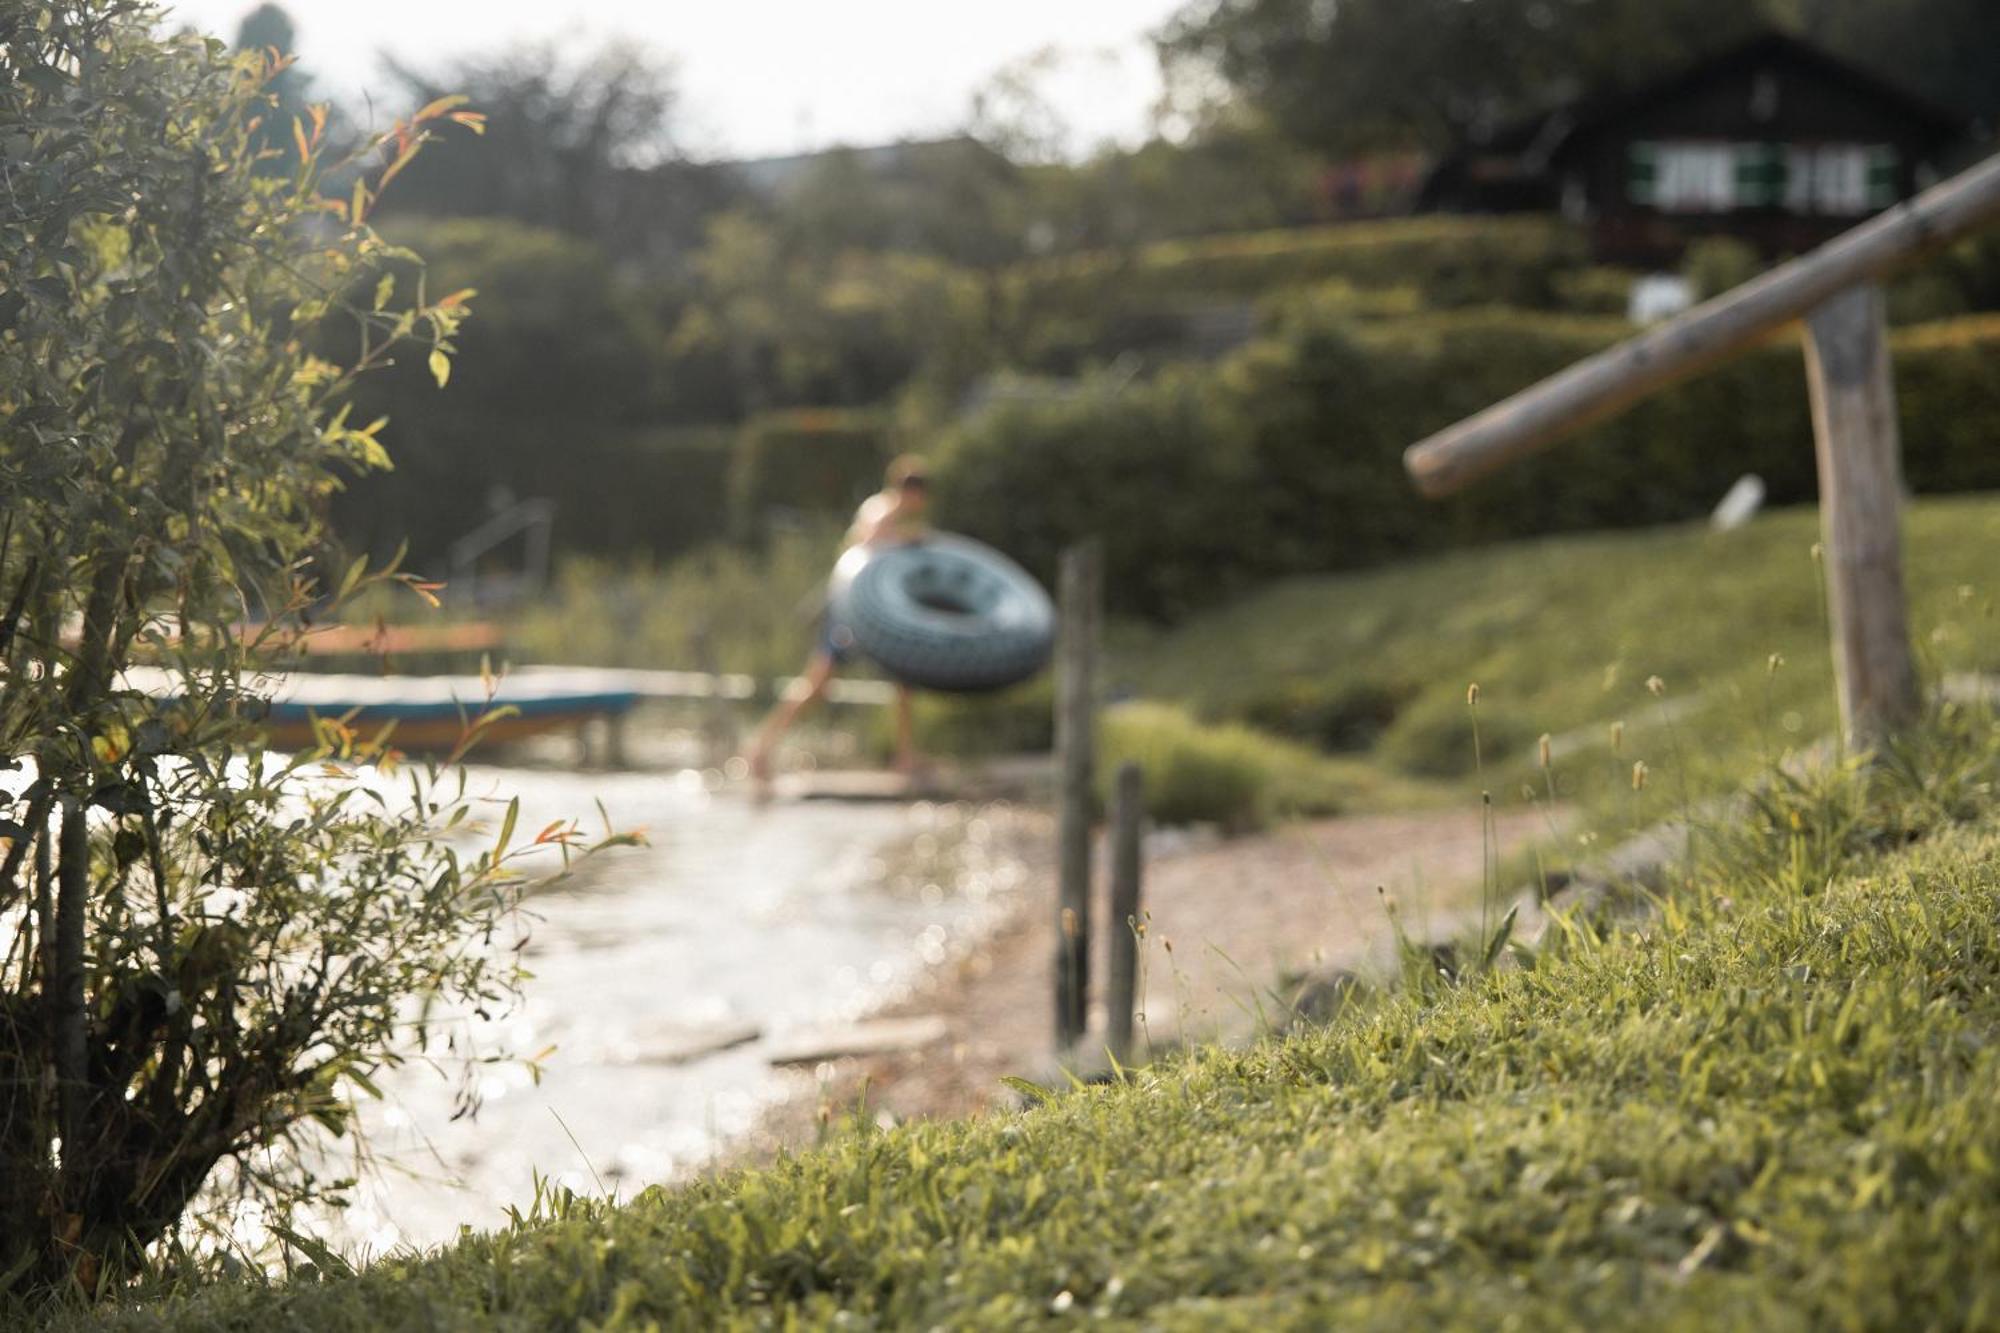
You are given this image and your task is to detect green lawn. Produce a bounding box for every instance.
[1117,495,2000,796]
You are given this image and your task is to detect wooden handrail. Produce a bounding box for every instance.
[1404,150,2000,497]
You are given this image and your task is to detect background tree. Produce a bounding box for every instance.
[374,42,739,273]
[231,3,313,175]
[1792,0,2000,127]
[0,1,622,1298]
[1156,0,1908,155]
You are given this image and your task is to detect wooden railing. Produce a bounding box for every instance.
[1404,151,2000,745]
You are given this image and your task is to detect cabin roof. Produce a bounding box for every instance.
[1559,29,1968,146]
[1449,30,1966,166]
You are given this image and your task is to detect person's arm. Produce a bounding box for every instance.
[844,495,885,549]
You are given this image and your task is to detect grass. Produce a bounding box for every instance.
[1118,496,2000,800]
[54,703,2000,1328]
[1098,701,1444,831]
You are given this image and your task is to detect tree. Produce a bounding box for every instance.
[1794,0,2000,126]
[0,1,621,1297]
[1157,0,1770,154]
[1160,0,1999,157]
[372,41,740,270]
[334,217,671,562]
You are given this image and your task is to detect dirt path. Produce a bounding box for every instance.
[741,803,1551,1153]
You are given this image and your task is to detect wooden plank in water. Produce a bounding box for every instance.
[614,1020,763,1067]
[766,1016,950,1066]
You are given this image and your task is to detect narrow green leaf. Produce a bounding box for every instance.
[495,796,519,860]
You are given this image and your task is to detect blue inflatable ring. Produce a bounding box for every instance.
[828,533,1056,693]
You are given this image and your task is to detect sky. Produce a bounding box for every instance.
[159,0,1195,161]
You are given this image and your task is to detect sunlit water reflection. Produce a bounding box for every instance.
[304,763,1024,1256]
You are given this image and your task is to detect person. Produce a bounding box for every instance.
[744,455,931,784]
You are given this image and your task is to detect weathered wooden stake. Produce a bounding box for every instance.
[1054,539,1102,1051]
[1106,761,1145,1065]
[1803,283,1919,746]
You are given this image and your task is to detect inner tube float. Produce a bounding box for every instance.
[827,533,1056,693]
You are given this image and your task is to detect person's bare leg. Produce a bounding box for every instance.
[747,654,836,781]
[892,685,918,776]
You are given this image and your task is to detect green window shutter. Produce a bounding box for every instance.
[1866,146,1900,208]
[1735,144,1779,207]
[1769,144,1793,207]
[1628,142,1659,206]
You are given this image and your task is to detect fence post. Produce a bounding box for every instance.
[1803,283,1919,747]
[1054,539,1102,1051]
[1106,761,1145,1065]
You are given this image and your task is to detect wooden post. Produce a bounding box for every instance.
[1803,283,1919,746]
[602,710,630,769]
[1054,539,1102,1051]
[1106,761,1145,1065]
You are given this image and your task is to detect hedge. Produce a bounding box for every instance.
[933,310,2000,621]
[336,419,736,570]
[1008,215,1586,315]
[997,216,1590,376]
[727,408,892,540]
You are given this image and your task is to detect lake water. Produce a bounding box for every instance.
[303,763,1027,1256]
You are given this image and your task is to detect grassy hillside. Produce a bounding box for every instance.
[1117,496,2000,795]
[67,710,2000,1328]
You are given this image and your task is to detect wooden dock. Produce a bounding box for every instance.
[116,663,899,756]
[511,665,897,707]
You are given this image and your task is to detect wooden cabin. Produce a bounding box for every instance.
[1421,32,1969,265]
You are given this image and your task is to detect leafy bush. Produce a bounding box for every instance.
[1097,703,1383,831]
[1680,235,1764,301]
[1550,265,1640,316]
[0,7,624,1297]
[1098,704,1274,831]
[932,369,1260,622]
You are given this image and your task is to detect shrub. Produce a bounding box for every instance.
[931,369,1260,622]
[1099,705,1275,831]
[0,8,624,1296]
[1097,703,1373,831]
[1680,235,1764,301]
[1551,265,1640,316]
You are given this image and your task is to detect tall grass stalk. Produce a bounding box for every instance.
[1467,683,1497,951]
